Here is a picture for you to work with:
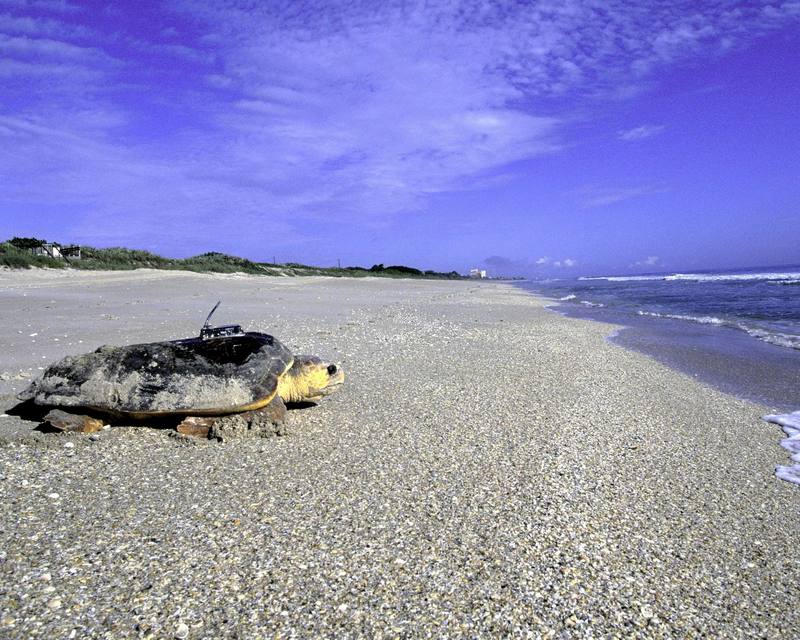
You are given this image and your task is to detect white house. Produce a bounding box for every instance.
[29,243,81,260]
[469,268,487,279]
[31,243,63,259]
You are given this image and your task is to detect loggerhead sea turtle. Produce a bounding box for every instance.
[18,304,344,438]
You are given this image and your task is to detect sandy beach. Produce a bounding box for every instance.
[0,269,797,638]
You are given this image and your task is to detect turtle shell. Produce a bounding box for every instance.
[19,332,293,418]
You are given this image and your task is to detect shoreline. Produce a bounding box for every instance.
[516,285,800,486]
[515,282,800,413]
[1,270,798,636]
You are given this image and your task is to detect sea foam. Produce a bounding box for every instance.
[742,326,800,350]
[580,275,665,282]
[635,311,800,350]
[763,411,800,486]
[637,310,725,325]
[664,271,800,283]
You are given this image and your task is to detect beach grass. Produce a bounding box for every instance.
[0,239,464,279]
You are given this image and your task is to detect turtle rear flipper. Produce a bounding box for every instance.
[40,409,105,434]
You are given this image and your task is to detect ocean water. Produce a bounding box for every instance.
[518,266,800,485]
[527,266,800,352]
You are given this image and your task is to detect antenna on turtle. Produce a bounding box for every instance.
[203,301,222,333]
[199,301,244,340]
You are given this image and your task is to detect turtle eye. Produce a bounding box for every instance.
[327,364,337,375]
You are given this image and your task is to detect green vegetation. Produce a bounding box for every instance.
[0,237,465,279]
[74,246,171,271]
[8,236,45,250]
[0,241,64,269]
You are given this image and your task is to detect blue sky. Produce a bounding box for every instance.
[1,0,798,276]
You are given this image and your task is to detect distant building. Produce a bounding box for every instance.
[61,245,82,260]
[29,243,81,260]
[469,268,487,279]
[31,243,63,259]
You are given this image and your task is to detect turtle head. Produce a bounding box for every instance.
[277,355,345,404]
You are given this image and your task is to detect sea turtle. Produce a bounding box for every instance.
[18,305,344,439]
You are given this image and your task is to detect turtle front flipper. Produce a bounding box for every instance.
[176,396,288,441]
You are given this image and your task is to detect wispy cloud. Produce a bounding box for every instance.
[483,254,576,273]
[0,11,89,37]
[632,256,661,268]
[0,0,81,13]
[1,1,798,250]
[553,258,577,268]
[618,124,665,141]
[579,185,668,208]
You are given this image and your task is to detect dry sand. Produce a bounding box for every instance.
[0,268,797,638]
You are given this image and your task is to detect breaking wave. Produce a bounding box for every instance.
[556,294,604,307]
[742,327,800,350]
[582,270,800,283]
[637,311,725,325]
[664,271,800,283]
[580,275,664,282]
[636,311,800,350]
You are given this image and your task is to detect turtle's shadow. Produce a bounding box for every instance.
[6,399,185,431]
[285,401,317,410]
[6,400,58,433]
[7,399,49,422]
[7,399,81,433]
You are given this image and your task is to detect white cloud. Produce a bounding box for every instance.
[552,258,577,268]
[618,124,665,141]
[632,256,661,267]
[483,254,576,273]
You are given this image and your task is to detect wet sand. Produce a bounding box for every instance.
[0,269,797,637]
